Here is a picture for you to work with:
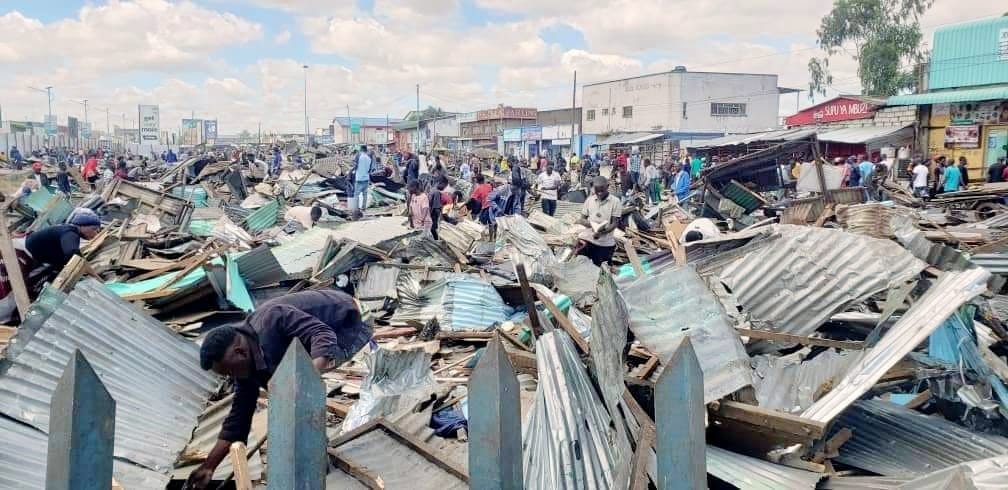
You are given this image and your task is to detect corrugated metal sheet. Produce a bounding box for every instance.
[272,218,411,277]
[332,424,467,489]
[0,415,171,489]
[341,346,438,433]
[751,349,862,414]
[836,203,902,239]
[235,244,288,287]
[803,268,990,423]
[891,214,973,271]
[721,180,767,213]
[0,278,219,477]
[716,224,927,340]
[820,476,910,489]
[173,394,266,481]
[621,265,752,403]
[928,16,1008,90]
[818,125,913,144]
[888,86,1008,105]
[441,275,509,331]
[523,330,631,489]
[590,270,629,413]
[243,198,280,231]
[707,445,823,490]
[554,199,583,221]
[226,254,255,313]
[831,399,1008,477]
[896,454,1008,489]
[970,253,1008,274]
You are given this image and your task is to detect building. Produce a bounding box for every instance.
[458,106,537,151]
[887,15,1008,181]
[332,117,402,146]
[581,67,785,136]
[783,95,917,160]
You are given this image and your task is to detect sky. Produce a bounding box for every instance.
[0,0,1004,136]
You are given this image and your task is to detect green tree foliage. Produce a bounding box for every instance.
[808,0,932,98]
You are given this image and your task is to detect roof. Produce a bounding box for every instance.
[929,16,1008,90]
[584,69,778,87]
[333,117,402,127]
[690,127,815,148]
[817,124,914,144]
[887,85,1008,105]
[593,132,663,146]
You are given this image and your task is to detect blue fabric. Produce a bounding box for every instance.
[674,170,691,201]
[430,408,468,438]
[353,179,369,209]
[944,165,962,192]
[629,154,642,172]
[355,153,372,182]
[858,161,874,186]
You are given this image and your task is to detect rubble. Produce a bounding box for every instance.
[6,142,1008,489]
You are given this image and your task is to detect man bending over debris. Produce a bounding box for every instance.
[576,176,622,266]
[186,290,373,489]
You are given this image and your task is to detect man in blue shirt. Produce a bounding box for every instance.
[628,151,642,192]
[942,161,963,193]
[270,147,282,177]
[858,155,874,188]
[352,145,373,216]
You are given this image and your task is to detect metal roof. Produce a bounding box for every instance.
[590,270,630,412]
[592,132,663,146]
[831,399,1008,477]
[969,253,1008,275]
[707,445,823,490]
[621,265,752,403]
[928,16,1008,90]
[887,86,1008,106]
[0,278,219,476]
[333,116,403,127]
[802,267,990,423]
[690,127,815,148]
[173,394,267,481]
[330,422,467,490]
[817,124,914,144]
[715,225,926,341]
[341,346,438,433]
[751,349,862,415]
[271,218,412,276]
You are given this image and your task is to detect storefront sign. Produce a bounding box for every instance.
[203,119,218,140]
[784,97,877,126]
[521,126,542,141]
[476,107,537,121]
[950,101,1008,125]
[502,128,521,142]
[138,105,159,142]
[944,125,980,148]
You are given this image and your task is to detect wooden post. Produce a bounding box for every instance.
[515,262,547,335]
[45,350,116,490]
[229,442,254,490]
[468,335,522,490]
[655,337,705,490]
[0,211,31,319]
[267,342,326,490]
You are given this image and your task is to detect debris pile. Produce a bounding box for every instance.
[4,143,1008,489]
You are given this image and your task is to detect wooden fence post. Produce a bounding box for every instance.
[468,335,522,489]
[267,341,327,490]
[655,337,706,490]
[45,350,116,490]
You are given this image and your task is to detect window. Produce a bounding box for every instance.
[622,106,633,118]
[586,109,596,121]
[710,102,747,117]
[601,108,609,116]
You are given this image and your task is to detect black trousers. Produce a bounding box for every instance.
[542,198,556,216]
[579,242,616,266]
[430,209,441,240]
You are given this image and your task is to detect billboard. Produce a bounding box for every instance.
[203,120,218,140]
[784,97,877,126]
[68,117,79,139]
[44,115,57,136]
[944,125,980,148]
[80,122,91,139]
[138,104,160,142]
[477,107,537,121]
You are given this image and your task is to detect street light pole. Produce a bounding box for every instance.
[28,85,54,130]
[303,64,310,145]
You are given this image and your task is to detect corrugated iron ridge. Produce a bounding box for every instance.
[751,349,862,414]
[831,399,1008,477]
[235,244,288,287]
[621,265,752,403]
[441,275,508,331]
[0,278,219,473]
[716,224,926,339]
[173,395,265,481]
[803,267,991,423]
[968,253,1008,274]
[707,445,823,490]
[334,428,467,489]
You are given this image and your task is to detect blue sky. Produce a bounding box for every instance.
[1,0,1003,133]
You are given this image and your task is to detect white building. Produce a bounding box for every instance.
[331,117,402,145]
[581,67,785,135]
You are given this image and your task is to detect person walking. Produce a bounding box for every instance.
[407,180,432,232]
[941,158,963,193]
[642,159,662,205]
[674,162,692,202]
[988,157,1005,183]
[537,163,563,216]
[350,145,373,218]
[912,159,930,198]
[628,150,642,192]
[510,160,530,216]
[958,156,970,186]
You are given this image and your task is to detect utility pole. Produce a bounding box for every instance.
[346,104,351,144]
[416,83,420,153]
[28,85,54,134]
[303,64,310,145]
[570,71,577,157]
[104,106,110,136]
[258,121,262,145]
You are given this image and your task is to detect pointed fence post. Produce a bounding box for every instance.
[468,335,522,489]
[267,341,327,490]
[655,337,705,490]
[45,350,116,490]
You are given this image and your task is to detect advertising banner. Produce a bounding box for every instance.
[44,115,57,136]
[944,125,980,148]
[138,105,160,142]
[68,117,79,139]
[80,122,91,139]
[784,97,877,126]
[203,120,218,140]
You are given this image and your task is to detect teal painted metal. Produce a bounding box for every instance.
[929,16,1008,90]
[888,86,1008,105]
[45,350,115,490]
[225,255,255,313]
[243,199,280,231]
[171,185,209,207]
[655,337,705,490]
[186,218,215,237]
[721,180,766,213]
[267,341,326,490]
[468,336,522,490]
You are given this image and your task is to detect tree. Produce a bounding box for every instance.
[808,0,933,98]
[238,130,252,143]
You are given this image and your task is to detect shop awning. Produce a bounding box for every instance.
[817,124,913,145]
[887,86,1008,106]
[593,132,663,146]
[690,127,816,149]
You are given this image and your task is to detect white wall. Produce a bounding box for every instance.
[679,72,779,133]
[581,70,779,135]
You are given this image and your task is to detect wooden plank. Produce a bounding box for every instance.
[229,442,254,490]
[468,336,522,489]
[0,211,31,319]
[655,337,705,490]
[628,423,655,490]
[712,400,826,440]
[637,355,660,380]
[326,399,352,418]
[151,245,219,293]
[735,327,865,350]
[535,290,590,354]
[515,263,545,336]
[120,288,183,302]
[662,221,687,266]
[67,166,89,191]
[623,238,645,277]
[45,350,116,490]
[267,341,327,490]
[330,452,386,488]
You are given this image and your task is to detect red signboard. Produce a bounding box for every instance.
[784,97,878,126]
[476,107,537,121]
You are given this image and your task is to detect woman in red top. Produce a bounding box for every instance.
[82,153,99,183]
[468,174,493,220]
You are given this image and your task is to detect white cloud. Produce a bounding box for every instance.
[274,30,291,44]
